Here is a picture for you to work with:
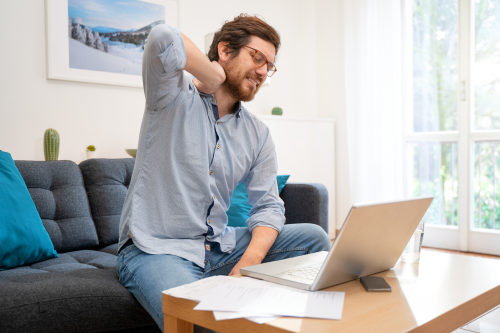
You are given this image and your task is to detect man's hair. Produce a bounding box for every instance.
[207,14,281,62]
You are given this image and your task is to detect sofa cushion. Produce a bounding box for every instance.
[14,161,99,253]
[0,250,157,333]
[79,158,135,247]
[226,175,290,228]
[0,152,58,270]
[98,243,120,255]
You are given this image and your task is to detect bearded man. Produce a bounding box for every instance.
[116,14,331,331]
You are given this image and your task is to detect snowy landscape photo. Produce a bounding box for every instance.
[68,0,165,75]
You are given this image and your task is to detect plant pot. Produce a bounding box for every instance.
[86,151,96,159]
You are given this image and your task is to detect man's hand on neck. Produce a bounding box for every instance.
[191,61,225,94]
[182,33,225,94]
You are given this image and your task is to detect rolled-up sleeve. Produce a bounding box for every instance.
[143,24,187,110]
[244,128,286,233]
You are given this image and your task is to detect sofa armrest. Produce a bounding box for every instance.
[279,182,329,234]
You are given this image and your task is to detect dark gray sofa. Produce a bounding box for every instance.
[0,158,329,333]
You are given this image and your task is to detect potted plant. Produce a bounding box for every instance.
[44,128,60,161]
[272,107,283,116]
[86,145,96,159]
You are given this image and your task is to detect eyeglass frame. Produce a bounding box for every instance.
[242,45,277,77]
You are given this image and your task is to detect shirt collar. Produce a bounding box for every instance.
[204,94,242,118]
[234,101,242,118]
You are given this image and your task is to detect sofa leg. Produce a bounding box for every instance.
[164,314,194,333]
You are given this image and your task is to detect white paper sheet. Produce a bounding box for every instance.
[164,276,344,322]
[163,276,235,302]
[246,316,278,324]
[194,283,345,320]
[214,311,278,322]
[163,276,280,323]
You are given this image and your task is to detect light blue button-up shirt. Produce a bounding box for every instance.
[118,24,285,268]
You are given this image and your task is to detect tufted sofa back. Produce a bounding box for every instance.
[79,158,135,247]
[14,158,328,256]
[14,161,99,253]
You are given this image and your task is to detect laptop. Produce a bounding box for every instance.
[241,196,433,291]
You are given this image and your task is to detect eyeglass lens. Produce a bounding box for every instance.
[252,50,276,76]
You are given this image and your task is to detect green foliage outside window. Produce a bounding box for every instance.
[411,0,500,228]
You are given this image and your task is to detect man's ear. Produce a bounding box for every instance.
[218,42,230,63]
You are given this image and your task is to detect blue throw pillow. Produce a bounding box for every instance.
[226,175,290,228]
[0,151,58,270]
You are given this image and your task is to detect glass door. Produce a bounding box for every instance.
[404,0,500,254]
[469,0,500,254]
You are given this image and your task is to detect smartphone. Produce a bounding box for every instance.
[360,276,392,292]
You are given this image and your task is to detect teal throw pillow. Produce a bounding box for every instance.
[0,151,58,270]
[226,175,290,228]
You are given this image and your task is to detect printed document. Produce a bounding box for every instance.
[164,276,345,321]
[194,283,345,320]
[163,276,279,323]
[164,275,232,302]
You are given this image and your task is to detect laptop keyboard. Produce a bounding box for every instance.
[284,263,322,280]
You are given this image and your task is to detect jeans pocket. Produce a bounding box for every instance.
[117,245,143,283]
[121,245,142,265]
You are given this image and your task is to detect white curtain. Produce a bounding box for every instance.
[343,0,404,204]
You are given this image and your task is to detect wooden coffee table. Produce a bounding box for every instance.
[162,250,500,333]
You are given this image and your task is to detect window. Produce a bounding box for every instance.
[404,0,500,254]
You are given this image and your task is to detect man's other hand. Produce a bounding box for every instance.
[228,226,279,276]
[228,255,262,276]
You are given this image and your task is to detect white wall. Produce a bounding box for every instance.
[178,0,317,119]
[0,0,349,232]
[0,0,145,162]
[0,0,317,161]
[315,0,350,231]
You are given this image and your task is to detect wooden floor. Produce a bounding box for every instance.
[330,240,500,259]
[422,246,500,259]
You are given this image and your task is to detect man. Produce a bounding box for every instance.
[116,14,331,331]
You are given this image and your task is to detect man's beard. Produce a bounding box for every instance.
[223,59,262,102]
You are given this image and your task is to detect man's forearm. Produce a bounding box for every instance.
[229,226,279,275]
[181,33,225,93]
[243,226,279,262]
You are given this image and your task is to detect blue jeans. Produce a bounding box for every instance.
[116,224,331,331]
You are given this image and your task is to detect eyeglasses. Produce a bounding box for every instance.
[243,46,277,77]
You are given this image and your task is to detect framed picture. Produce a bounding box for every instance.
[45,0,178,88]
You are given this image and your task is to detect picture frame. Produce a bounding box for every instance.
[45,0,178,88]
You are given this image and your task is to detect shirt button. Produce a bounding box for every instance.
[217,144,220,149]
[217,121,219,124]
[206,244,210,251]
[128,232,131,238]
[211,98,215,103]
[213,195,216,199]
[210,170,213,175]
[204,260,207,264]
[208,219,211,224]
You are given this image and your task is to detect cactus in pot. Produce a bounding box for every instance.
[44,128,60,161]
[271,107,283,116]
